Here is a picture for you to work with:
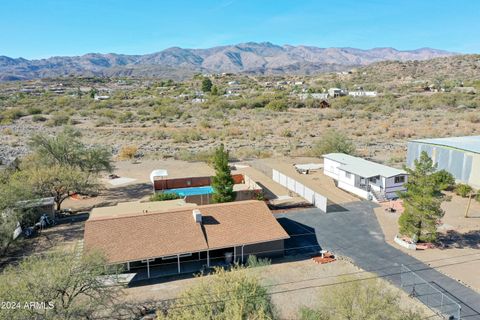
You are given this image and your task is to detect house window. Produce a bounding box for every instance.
[345,172,352,179]
[395,176,405,184]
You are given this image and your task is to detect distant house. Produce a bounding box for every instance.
[323,153,408,202]
[94,95,110,101]
[84,200,289,278]
[298,93,329,101]
[348,91,377,97]
[318,100,330,108]
[328,88,347,98]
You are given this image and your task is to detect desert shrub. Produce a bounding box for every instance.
[26,107,42,115]
[32,114,47,122]
[157,266,274,320]
[454,183,473,197]
[265,99,288,112]
[150,130,170,140]
[46,113,70,127]
[280,129,293,137]
[94,118,112,127]
[433,169,456,191]
[299,276,422,320]
[311,129,356,156]
[1,108,25,123]
[155,105,182,118]
[116,111,134,123]
[172,129,202,143]
[150,192,180,202]
[174,149,215,162]
[118,145,138,160]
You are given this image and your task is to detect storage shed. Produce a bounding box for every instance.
[407,136,480,188]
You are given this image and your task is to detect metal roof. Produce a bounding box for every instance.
[323,153,406,178]
[409,136,480,154]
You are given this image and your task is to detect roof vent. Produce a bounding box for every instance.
[192,209,202,223]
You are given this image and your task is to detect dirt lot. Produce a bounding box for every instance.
[374,193,480,293]
[255,157,359,205]
[124,258,435,319]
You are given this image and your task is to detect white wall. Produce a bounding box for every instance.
[337,181,370,199]
[323,158,342,180]
[273,169,328,212]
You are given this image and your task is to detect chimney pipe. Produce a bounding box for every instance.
[192,209,202,223]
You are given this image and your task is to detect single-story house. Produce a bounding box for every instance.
[323,153,408,202]
[348,91,377,97]
[84,200,289,278]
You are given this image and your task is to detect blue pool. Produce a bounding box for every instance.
[164,186,214,197]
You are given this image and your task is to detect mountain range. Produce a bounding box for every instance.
[0,42,457,81]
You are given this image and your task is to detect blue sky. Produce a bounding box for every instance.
[1,0,479,59]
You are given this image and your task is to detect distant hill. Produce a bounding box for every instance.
[0,42,457,81]
[356,54,480,82]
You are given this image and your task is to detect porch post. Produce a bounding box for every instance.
[207,250,210,267]
[241,245,244,264]
[126,262,130,271]
[233,246,236,263]
[177,255,181,274]
[146,259,150,279]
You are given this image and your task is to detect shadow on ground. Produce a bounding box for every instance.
[105,183,153,201]
[438,230,480,249]
[277,217,321,256]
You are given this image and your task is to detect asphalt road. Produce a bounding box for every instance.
[276,201,480,320]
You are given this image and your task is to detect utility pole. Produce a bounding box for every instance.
[464,193,477,218]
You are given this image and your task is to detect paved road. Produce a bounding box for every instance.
[276,201,480,319]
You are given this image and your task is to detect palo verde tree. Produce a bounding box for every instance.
[0,247,125,320]
[21,127,113,210]
[211,144,235,203]
[398,151,445,242]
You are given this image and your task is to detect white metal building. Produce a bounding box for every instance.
[407,136,480,188]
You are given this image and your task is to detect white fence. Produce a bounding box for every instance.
[272,169,328,212]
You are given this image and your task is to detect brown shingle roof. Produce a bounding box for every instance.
[84,200,289,264]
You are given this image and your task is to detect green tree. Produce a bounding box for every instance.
[201,78,213,92]
[311,129,356,156]
[300,277,422,320]
[11,164,98,211]
[211,144,235,203]
[398,151,445,242]
[433,169,456,191]
[265,99,288,112]
[0,247,123,320]
[0,209,21,256]
[29,127,113,174]
[211,85,219,96]
[157,266,274,320]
